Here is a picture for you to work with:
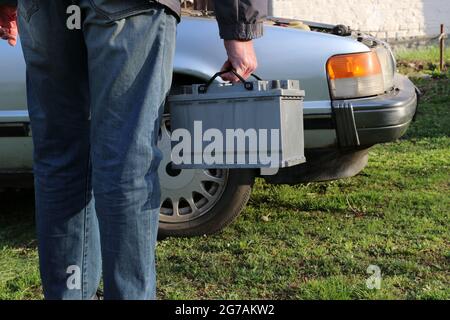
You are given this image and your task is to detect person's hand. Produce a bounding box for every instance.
[0,5,18,46]
[221,40,258,82]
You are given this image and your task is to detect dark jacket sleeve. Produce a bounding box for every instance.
[214,0,267,40]
[0,0,17,5]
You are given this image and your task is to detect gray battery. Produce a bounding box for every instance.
[169,79,305,169]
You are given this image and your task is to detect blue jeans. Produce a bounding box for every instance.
[18,0,177,300]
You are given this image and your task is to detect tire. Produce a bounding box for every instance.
[157,116,255,238]
[158,169,254,238]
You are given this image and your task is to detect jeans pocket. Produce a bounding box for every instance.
[18,0,40,22]
[88,0,160,21]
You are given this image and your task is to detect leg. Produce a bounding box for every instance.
[80,1,177,299]
[18,0,101,299]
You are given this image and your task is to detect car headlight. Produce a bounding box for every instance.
[375,46,396,92]
[326,51,386,100]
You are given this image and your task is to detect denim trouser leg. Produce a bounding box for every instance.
[81,1,177,300]
[18,0,177,300]
[18,0,101,300]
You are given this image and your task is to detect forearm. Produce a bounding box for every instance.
[214,0,267,40]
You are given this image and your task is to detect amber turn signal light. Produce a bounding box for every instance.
[327,52,382,80]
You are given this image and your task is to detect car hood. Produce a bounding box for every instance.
[0,16,371,111]
[175,17,370,103]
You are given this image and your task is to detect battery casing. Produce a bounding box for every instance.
[169,80,305,169]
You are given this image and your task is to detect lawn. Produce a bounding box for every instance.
[396,46,449,66]
[0,52,449,300]
[396,45,450,78]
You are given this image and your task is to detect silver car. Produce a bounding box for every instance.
[0,15,419,237]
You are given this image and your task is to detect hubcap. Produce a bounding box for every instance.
[158,117,229,224]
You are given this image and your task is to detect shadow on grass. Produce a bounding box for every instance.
[0,189,36,249]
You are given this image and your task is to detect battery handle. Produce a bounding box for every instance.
[198,69,262,94]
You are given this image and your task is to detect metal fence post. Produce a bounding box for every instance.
[439,24,446,71]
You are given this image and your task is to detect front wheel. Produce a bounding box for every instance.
[157,117,255,238]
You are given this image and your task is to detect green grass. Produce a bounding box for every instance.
[396,46,450,65]
[396,46,450,78]
[1,71,449,300]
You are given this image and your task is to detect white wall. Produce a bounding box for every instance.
[269,0,450,41]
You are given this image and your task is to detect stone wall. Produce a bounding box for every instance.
[269,0,450,42]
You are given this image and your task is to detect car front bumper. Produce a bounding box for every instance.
[332,73,418,148]
[264,74,419,184]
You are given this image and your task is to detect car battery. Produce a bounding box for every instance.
[169,71,305,169]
